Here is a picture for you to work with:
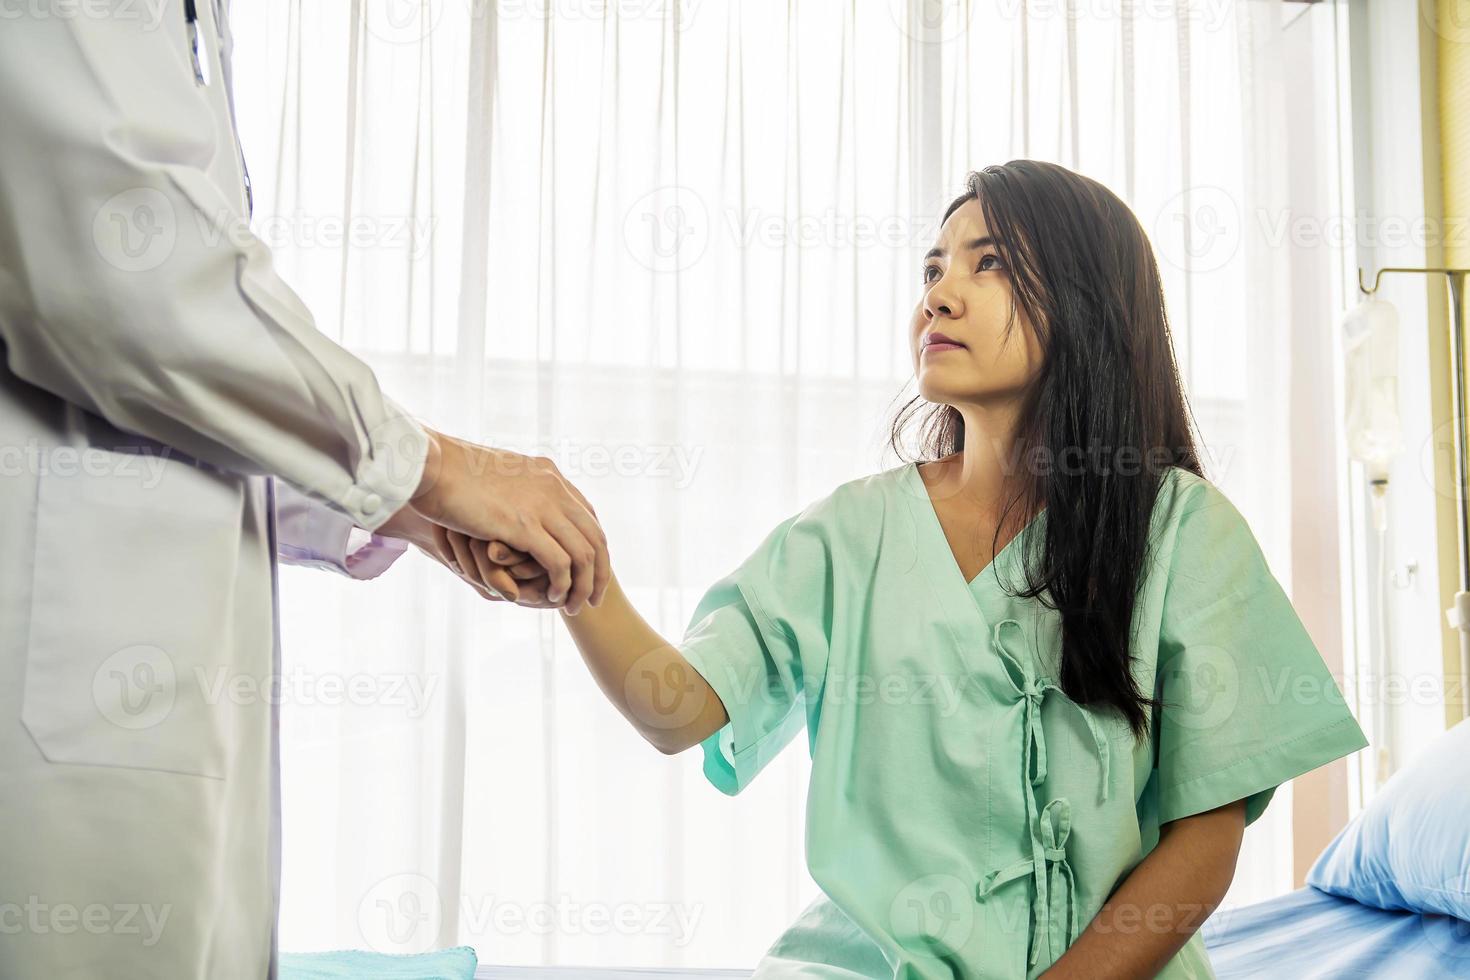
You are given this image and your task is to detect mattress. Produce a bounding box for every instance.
[473,887,1470,979]
[1202,885,1470,978]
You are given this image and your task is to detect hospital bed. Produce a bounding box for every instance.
[469,893,1470,978]
[1200,885,1470,978]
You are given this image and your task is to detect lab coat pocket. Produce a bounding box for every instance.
[21,447,244,779]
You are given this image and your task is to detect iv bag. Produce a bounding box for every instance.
[1342,296,1404,474]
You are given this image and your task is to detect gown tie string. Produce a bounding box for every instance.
[975,618,1112,969]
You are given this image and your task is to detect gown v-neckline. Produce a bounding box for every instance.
[904,460,1046,590]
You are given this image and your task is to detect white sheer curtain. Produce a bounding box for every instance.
[231,0,1308,967]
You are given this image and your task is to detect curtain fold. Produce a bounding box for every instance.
[231,0,1308,965]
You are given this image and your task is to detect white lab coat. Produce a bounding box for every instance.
[0,3,429,977]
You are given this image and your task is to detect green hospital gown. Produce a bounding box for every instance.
[676,462,1368,979]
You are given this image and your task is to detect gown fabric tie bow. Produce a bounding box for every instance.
[975,618,1112,969]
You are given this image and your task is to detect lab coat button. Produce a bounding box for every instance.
[362,492,383,516]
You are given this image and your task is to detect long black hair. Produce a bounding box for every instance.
[889,160,1203,740]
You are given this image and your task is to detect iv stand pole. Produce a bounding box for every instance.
[1359,266,1470,721]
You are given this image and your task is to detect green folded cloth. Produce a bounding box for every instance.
[279,946,478,980]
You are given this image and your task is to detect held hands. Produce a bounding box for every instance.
[432,530,565,609]
[372,503,527,603]
[372,433,721,760]
[386,429,608,614]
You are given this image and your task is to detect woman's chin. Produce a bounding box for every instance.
[916,372,974,406]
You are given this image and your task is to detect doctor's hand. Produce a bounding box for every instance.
[408,430,609,615]
[374,503,524,602]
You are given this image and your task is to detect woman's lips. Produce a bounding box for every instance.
[922,332,967,355]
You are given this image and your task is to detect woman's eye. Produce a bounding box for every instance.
[922,265,941,284]
[978,253,1004,272]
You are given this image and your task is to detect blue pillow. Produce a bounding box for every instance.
[1306,718,1470,921]
[279,946,478,980]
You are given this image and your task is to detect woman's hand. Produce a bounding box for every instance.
[432,528,563,608]
[375,503,524,602]
[1038,799,1246,979]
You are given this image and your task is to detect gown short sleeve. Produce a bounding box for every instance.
[1152,480,1369,827]
[677,507,837,796]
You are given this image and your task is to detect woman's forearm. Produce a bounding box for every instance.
[559,574,729,755]
[1041,798,1246,980]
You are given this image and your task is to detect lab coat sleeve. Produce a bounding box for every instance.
[0,14,425,532]
[274,480,409,581]
[1151,481,1369,828]
[677,507,837,796]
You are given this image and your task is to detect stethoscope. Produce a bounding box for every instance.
[181,0,254,219]
[184,0,210,86]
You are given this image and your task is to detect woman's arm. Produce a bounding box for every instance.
[1040,798,1246,980]
[436,530,755,757]
[426,530,725,752]
[555,574,731,755]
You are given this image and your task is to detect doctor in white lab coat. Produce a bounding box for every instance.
[0,4,607,978]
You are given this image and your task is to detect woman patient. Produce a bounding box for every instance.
[441,159,1368,979]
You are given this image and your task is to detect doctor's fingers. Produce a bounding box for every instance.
[560,476,600,520]
[552,486,610,608]
[538,511,605,615]
[520,470,607,607]
[560,481,610,606]
[505,494,607,613]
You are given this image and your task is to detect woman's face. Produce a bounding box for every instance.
[910,198,1043,408]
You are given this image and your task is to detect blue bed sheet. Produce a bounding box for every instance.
[472,887,1470,979]
[1203,886,1470,978]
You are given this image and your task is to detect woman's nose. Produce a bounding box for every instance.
[924,282,962,320]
